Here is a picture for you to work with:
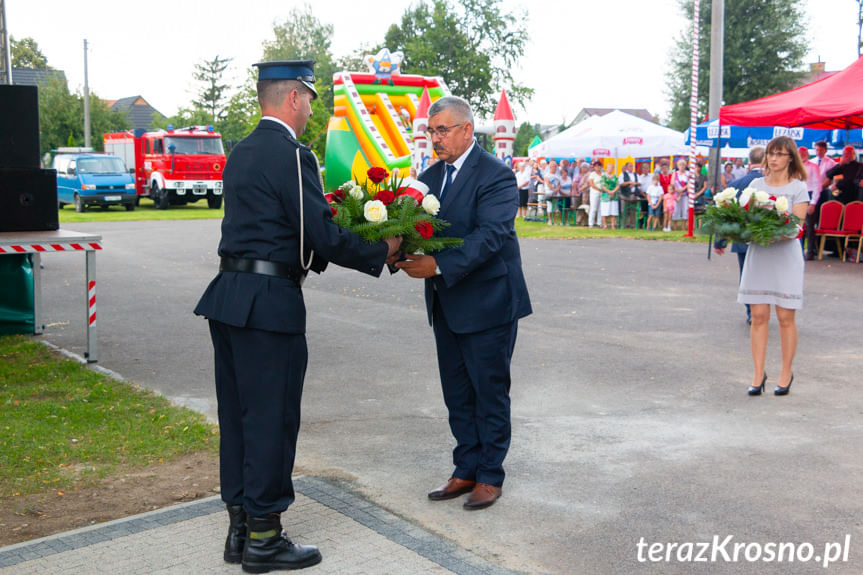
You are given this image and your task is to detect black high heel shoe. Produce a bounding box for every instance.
[774,374,793,396]
[748,373,767,396]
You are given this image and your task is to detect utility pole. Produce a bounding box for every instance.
[83,39,91,148]
[0,0,12,84]
[708,0,725,196]
[858,0,863,57]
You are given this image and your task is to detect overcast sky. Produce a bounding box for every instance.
[5,0,861,126]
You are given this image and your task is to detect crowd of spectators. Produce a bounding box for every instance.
[513,157,710,231]
[512,142,861,237]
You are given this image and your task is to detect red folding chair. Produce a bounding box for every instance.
[840,201,863,263]
[815,201,845,260]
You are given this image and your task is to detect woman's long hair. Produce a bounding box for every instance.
[763,136,807,181]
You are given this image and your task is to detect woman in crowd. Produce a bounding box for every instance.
[600,162,620,229]
[515,161,530,219]
[658,161,673,196]
[719,136,809,396]
[544,160,562,226]
[575,162,591,226]
[557,166,572,225]
[720,162,735,189]
[587,161,604,228]
[670,159,689,231]
[529,160,544,216]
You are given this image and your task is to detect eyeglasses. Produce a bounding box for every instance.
[767,151,791,158]
[426,123,465,138]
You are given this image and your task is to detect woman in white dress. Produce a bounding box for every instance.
[736,136,809,396]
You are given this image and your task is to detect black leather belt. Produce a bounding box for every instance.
[220,257,305,286]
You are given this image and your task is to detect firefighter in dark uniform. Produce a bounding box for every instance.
[194,60,401,573]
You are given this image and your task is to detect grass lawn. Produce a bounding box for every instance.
[0,335,218,498]
[514,219,710,242]
[58,198,224,223]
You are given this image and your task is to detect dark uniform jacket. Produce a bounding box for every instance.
[419,144,532,334]
[195,120,388,333]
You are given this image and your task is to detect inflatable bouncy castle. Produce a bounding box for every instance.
[324,49,451,191]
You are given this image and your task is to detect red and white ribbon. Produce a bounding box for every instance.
[0,242,102,254]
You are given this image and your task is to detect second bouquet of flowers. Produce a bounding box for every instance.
[700,187,802,247]
[326,167,464,254]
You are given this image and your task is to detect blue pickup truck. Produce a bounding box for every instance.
[52,152,137,212]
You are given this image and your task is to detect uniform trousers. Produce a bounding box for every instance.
[208,319,308,516]
[431,294,518,487]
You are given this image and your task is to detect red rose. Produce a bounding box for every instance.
[333,187,347,201]
[744,203,750,211]
[367,167,389,184]
[769,195,777,201]
[376,189,396,205]
[415,221,434,239]
[330,206,338,217]
[784,218,790,224]
[324,193,339,204]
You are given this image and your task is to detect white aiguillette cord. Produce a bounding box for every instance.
[296,147,323,272]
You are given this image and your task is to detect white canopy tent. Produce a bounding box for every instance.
[529,110,690,160]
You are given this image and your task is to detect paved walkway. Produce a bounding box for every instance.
[0,477,520,575]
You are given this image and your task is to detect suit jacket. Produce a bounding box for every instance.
[195,120,388,334]
[419,144,532,334]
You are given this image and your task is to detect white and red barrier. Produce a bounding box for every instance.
[0,242,102,254]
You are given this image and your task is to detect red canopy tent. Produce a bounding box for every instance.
[720,56,863,129]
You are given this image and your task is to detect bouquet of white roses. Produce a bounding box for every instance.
[700,187,802,246]
[326,167,464,254]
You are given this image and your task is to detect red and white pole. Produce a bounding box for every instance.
[685,0,700,238]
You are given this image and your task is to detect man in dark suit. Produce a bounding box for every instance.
[713,146,765,324]
[194,60,401,572]
[397,96,532,510]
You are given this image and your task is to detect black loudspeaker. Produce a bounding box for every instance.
[0,168,59,232]
[0,85,41,169]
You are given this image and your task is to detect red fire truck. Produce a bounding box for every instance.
[104,126,226,209]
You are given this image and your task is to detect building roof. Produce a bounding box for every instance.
[109,95,165,131]
[574,107,657,124]
[493,89,514,122]
[798,61,839,87]
[11,67,67,87]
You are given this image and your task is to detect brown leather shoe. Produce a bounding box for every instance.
[463,483,502,510]
[428,477,476,501]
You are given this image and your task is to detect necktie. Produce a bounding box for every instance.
[440,164,456,202]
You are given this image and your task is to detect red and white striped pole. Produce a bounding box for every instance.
[684,0,701,238]
[88,280,96,327]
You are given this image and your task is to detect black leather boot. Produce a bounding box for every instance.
[242,513,322,573]
[224,504,247,563]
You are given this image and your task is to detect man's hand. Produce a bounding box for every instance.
[807,204,816,216]
[395,254,438,278]
[384,237,403,264]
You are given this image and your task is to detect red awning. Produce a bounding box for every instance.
[720,57,863,130]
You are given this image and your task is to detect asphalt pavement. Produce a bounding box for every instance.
[17,219,863,574]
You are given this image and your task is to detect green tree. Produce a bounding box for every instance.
[153,107,214,131]
[666,0,808,131]
[513,122,540,157]
[193,55,233,125]
[384,0,532,118]
[261,4,336,157]
[37,77,130,154]
[218,74,261,150]
[10,36,48,69]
